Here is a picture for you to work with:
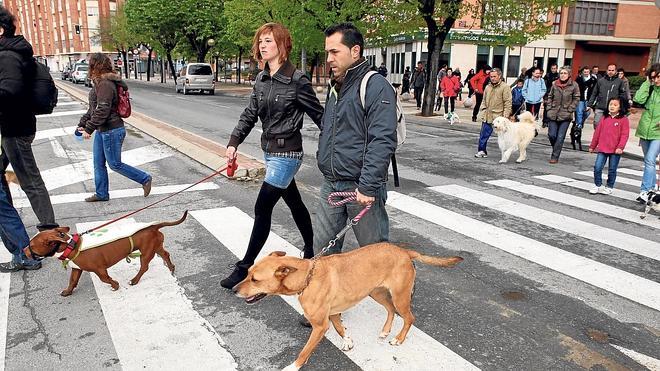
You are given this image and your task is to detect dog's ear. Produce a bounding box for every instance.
[269,251,286,257]
[274,265,297,279]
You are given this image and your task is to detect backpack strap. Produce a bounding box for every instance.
[359,71,379,111]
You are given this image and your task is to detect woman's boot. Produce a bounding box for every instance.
[570,125,577,150]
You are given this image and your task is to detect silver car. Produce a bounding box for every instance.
[175,63,215,95]
[71,64,88,84]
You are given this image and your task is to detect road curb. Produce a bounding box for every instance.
[54,81,265,179]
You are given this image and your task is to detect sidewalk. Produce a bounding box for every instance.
[398,95,646,160]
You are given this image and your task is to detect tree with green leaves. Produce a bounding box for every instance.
[124,0,182,83]
[374,0,575,116]
[178,0,226,63]
[99,3,137,79]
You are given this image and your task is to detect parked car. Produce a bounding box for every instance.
[71,64,89,84]
[61,67,71,80]
[175,63,215,95]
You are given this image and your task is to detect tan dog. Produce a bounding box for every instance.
[233,243,463,370]
[493,111,539,163]
[24,211,187,296]
[4,170,19,185]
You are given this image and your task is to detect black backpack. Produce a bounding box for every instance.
[29,59,58,114]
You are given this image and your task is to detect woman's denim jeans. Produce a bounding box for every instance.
[640,139,660,192]
[93,127,151,200]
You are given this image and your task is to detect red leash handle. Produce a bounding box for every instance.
[81,162,231,235]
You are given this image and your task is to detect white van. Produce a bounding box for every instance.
[175,63,215,95]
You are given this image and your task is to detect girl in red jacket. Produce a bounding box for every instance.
[589,97,629,195]
[440,69,461,115]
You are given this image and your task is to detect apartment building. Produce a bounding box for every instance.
[365,0,660,84]
[3,0,122,71]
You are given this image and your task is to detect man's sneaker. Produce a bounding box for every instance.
[0,261,42,273]
[589,186,604,194]
[85,194,108,202]
[220,261,251,289]
[474,151,487,158]
[142,178,152,197]
[636,191,649,204]
[599,187,613,195]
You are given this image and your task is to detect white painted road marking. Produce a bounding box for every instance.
[535,174,638,200]
[573,171,640,187]
[611,344,660,370]
[0,248,11,371]
[430,185,660,261]
[191,207,480,371]
[75,219,237,371]
[618,168,644,177]
[37,110,88,118]
[13,182,219,208]
[34,126,78,140]
[486,179,660,230]
[387,191,660,312]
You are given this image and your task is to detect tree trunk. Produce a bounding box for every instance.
[161,58,165,83]
[237,49,242,85]
[146,48,153,82]
[122,50,129,79]
[420,0,456,117]
[312,53,320,84]
[166,51,177,85]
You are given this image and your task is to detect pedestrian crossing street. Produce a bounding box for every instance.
[2,92,659,370]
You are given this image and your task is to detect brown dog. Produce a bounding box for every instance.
[233,242,463,370]
[24,211,187,296]
[4,170,19,185]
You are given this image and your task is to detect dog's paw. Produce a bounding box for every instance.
[379,331,390,339]
[282,362,301,371]
[340,336,354,351]
[498,160,506,164]
[389,338,402,346]
[640,214,647,219]
[60,290,72,297]
[515,159,524,163]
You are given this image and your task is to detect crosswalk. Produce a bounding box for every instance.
[2,91,659,370]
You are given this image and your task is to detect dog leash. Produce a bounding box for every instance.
[78,162,232,236]
[298,192,372,295]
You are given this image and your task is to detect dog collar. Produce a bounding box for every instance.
[58,234,81,261]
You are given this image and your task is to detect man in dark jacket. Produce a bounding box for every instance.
[0,6,52,272]
[411,61,426,109]
[587,63,626,127]
[0,7,57,247]
[575,66,597,128]
[315,22,397,255]
[542,63,559,125]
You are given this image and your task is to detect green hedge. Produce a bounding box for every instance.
[628,76,646,91]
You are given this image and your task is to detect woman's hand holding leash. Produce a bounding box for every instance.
[78,127,91,139]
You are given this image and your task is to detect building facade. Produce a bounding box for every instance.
[3,0,122,71]
[365,0,660,85]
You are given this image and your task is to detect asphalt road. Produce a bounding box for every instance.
[2,79,658,371]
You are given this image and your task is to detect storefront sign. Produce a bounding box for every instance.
[376,30,515,46]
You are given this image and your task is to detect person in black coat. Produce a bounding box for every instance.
[0,6,57,240]
[402,66,411,94]
[464,69,475,97]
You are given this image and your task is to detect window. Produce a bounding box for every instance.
[188,65,212,75]
[476,45,489,70]
[366,55,376,68]
[439,43,451,70]
[552,7,562,34]
[563,58,572,69]
[507,56,520,78]
[567,1,617,36]
[492,46,506,71]
[391,56,395,75]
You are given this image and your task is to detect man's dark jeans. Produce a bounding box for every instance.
[312,179,389,255]
[1,135,57,230]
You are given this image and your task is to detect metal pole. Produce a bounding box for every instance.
[134,54,138,80]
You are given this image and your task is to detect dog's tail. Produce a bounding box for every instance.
[152,210,188,229]
[407,250,463,267]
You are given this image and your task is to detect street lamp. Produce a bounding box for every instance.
[213,51,220,82]
[133,48,139,80]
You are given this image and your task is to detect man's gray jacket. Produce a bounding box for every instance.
[588,75,625,111]
[317,59,397,197]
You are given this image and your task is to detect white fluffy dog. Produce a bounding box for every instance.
[443,112,460,125]
[492,111,538,164]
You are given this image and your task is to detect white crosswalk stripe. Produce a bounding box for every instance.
[535,174,638,200]
[573,170,640,187]
[430,184,660,261]
[486,179,660,229]
[387,191,660,312]
[618,168,644,177]
[73,219,238,371]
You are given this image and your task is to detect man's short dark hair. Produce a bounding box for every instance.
[592,65,599,69]
[581,66,590,72]
[608,63,617,69]
[324,23,364,57]
[531,67,542,74]
[0,6,17,37]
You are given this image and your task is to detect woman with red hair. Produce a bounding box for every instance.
[221,23,324,288]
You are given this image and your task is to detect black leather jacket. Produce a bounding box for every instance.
[228,60,323,153]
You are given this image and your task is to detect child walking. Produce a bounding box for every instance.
[589,97,629,195]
